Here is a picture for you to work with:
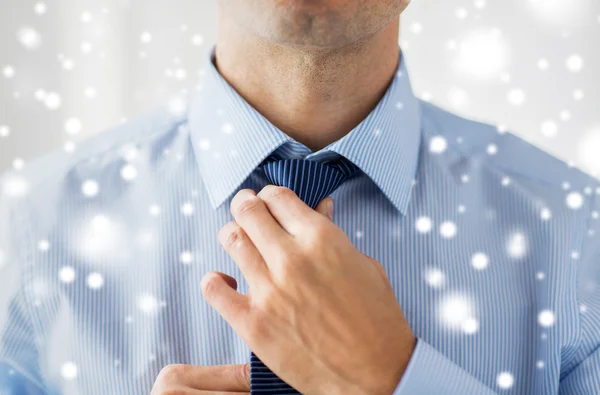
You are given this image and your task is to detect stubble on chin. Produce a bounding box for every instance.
[263,4,361,48]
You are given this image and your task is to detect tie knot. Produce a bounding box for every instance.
[261,157,359,209]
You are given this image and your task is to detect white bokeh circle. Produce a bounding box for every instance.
[454,27,509,80]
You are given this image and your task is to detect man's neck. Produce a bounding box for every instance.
[214,10,401,152]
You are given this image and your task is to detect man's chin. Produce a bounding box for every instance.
[261,28,356,51]
[261,8,357,49]
[276,0,347,14]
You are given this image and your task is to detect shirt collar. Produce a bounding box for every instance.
[188,44,421,214]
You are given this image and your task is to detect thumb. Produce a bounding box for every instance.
[201,271,249,329]
[315,197,334,221]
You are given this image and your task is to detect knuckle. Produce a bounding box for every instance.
[235,195,262,217]
[243,362,251,384]
[201,274,220,298]
[262,185,293,201]
[219,222,245,250]
[233,363,251,388]
[372,259,391,284]
[156,364,188,385]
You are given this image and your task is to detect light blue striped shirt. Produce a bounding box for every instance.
[1,44,600,395]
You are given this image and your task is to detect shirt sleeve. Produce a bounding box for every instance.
[392,338,495,395]
[0,172,47,394]
[558,190,600,394]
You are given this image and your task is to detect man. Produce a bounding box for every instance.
[0,0,599,393]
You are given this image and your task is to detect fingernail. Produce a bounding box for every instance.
[326,198,334,220]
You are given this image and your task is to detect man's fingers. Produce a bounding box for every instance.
[154,363,251,392]
[230,189,291,259]
[209,271,238,291]
[201,271,250,329]
[218,221,271,290]
[158,389,248,395]
[257,186,326,235]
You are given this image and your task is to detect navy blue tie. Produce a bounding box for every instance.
[249,156,359,395]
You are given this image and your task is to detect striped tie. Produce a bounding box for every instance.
[250,156,360,395]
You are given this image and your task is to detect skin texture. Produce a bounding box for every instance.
[152,2,417,394]
[205,189,417,395]
[216,0,409,48]
[152,194,417,395]
[151,363,251,394]
[214,0,411,151]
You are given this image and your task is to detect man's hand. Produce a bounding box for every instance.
[201,186,417,395]
[151,363,250,394]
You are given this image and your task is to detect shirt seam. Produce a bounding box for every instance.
[11,193,47,392]
[561,187,598,378]
[421,102,591,194]
[0,357,47,393]
[573,190,599,365]
[11,108,186,198]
